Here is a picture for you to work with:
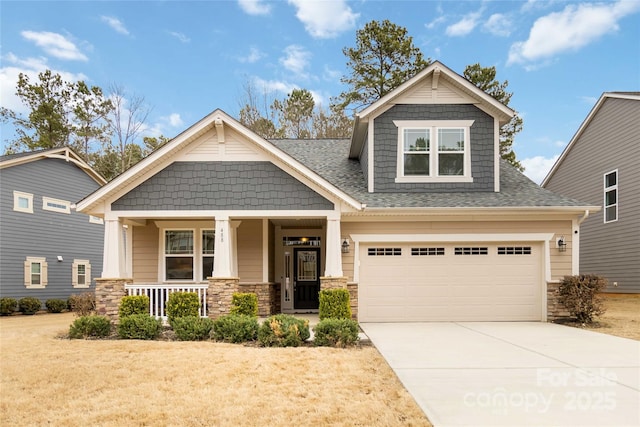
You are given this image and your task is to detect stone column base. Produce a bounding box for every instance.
[347,282,358,321]
[320,276,348,290]
[207,277,239,319]
[547,281,571,321]
[95,278,130,322]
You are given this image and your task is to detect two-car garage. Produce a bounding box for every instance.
[357,239,545,322]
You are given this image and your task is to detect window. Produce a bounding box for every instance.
[164,229,215,281]
[368,248,402,256]
[42,196,71,214]
[13,191,33,213]
[24,257,48,288]
[411,247,445,256]
[604,170,618,223]
[454,247,488,255]
[72,260,91,288]
[89,215,104,224]
[395,120,474,182]
[497,247,532,255]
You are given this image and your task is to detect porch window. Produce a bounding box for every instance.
[202,230,215,280]
[165,230,194,280]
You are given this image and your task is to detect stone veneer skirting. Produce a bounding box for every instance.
[237,283,281,316]
[546,281,571,321]
[95,278,129,321]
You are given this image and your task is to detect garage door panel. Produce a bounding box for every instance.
[359,242,542,322]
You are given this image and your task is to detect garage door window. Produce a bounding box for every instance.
[455,247,488,255]
[368,248,402,256]
[498,247,532,255]
[411,247,445,256]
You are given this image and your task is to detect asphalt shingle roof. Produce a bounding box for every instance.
[270,138,589,209]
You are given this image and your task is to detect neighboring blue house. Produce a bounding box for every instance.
[0,147,106,304]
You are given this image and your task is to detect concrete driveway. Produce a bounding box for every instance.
[360,322,640,427]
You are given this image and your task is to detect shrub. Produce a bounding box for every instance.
[68,292,96,316]
[558,274,607,323]
[313,318,360,348]
[166,292,200,325]
[257,314,310,347]
[230,292,258,317]
[18,297,41,315]
[171,316,214,341]
[0,298,18,316]
[211,314,259,343]
[45,299,68,313]
[119,295,150,318]
[318,288,351,320]
[69,315,111,339]
[117,314,162,340]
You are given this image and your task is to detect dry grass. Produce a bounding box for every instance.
[568,293,640,340]
[0,313,431,427]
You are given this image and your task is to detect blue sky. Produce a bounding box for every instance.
[1,0,639,182]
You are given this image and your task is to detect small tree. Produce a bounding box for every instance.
[558,274,607,323]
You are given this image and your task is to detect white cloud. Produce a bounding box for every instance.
[288,0,359,38]
[238,47,265,63]
[425,16,446,30]
[521,154,560,184]
[21,31,88,61]
[508,0,640,66]
[0,53,87,113]
[238,0,272,15]
[279,45,311,77]
[162,113,184,127]
[322,65,341,81]
[101,16,130,35]
[168,31,190,43]
[484,13,512,37]
[446,11,482,36]
[252,76,297,95]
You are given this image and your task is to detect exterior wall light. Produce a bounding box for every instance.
[557,236,567,252]
[341,238,350,254]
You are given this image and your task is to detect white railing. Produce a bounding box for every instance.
[125,283,208,319]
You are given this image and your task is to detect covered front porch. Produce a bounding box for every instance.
[95,212,356,320]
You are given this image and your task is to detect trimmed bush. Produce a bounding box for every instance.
[257,314,310,347]
[230,292,258,317]
[68,292,96,316]
[318,288,351,320]
[117,314,162,340]
[119,295,150,318]
[313,318,360,348]
[166,292,200,325]
[69,315,111,339]
[18,297,41,315]
[45,299,68,313]
[171,316,214,341]
[211,314,259,343]
[558,274,607,323]
[0,298,18,316]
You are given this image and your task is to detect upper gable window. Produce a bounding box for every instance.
[13,191,33,213]
[394,120,474,183]
[604,170,618,223]
[42,196,71,214]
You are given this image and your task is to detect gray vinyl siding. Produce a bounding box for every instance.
[544,97,640,292]
[0,158,104,303]
[372,104,495,192]
[113,161,334,211]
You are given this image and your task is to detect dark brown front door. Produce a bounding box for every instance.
[294,248,320,309]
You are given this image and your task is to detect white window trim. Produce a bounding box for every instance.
[89,215,104,224]
[72,259,92,288]
[24,257,48,289]
[603,169,618,224]
[13,191,33,213]
[42,196,71,214]
[394,120,474,183]
[160,228,215,283]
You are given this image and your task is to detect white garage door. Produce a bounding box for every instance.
[359,242,543,322]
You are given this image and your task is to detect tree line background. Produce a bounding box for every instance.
[1,20,523,181]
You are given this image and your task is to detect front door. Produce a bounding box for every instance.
[293,248,320,309]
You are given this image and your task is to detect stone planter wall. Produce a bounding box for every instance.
[237,282,280,316]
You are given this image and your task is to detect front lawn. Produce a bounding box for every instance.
[0,313,431,426]
[569,293,640,340]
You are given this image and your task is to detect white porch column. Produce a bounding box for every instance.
[213,216,233,277]
[324,215,343,277]
[230,220,242,277]
[102,218,126,278]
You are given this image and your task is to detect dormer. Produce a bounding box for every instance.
[349,61,514,193]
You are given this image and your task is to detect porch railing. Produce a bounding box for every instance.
[125,283,208,319]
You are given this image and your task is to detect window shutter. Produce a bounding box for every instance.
[24,260,30,287]
[71,262,78,287]
[86,263,92,286]
[42,260,48,286]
